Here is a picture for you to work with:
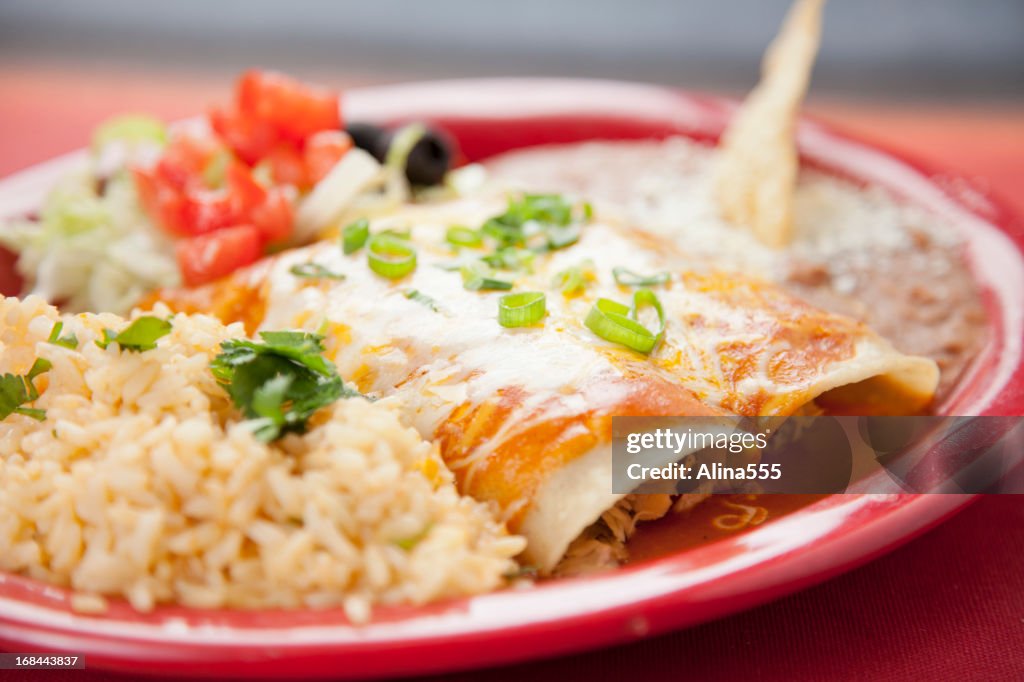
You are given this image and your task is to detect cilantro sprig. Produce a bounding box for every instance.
[0,358,52,422]
[210,331,359,443]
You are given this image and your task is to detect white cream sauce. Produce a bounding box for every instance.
[251,194,913,477]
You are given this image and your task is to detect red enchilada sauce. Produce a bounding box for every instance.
[627,494,829,564]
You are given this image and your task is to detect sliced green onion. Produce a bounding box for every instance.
[584,289,665,354]
[482,246,535,271]
[368,234,417,279]
[630,288,666,338]
[552,259,595,296]
[404,289,441,312]
[612,267,671,287]
[379,227,412,240]
[460,261,513,291]
[544,224,580,250]
[386,123,427,172]
[290,263,346,281]
[446,225,483,248]
[91,114,166,152]
[476,193,591,253]
[47,321,78,350]
[582,202,594,221]
[509,194,573,225]
[342,219,370,254]
[481,218,525,247]
[498,292,546,328]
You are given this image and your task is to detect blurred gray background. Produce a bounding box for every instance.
[1,0,1022,100]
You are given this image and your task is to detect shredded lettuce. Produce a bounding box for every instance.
[91,115,167,154]
[0,168,180,314]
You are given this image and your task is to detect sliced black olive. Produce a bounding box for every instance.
[404,128,452,187]
[345,122,453,187]
[345,122,391,163]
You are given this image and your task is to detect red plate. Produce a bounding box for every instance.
[0,79,1021,679]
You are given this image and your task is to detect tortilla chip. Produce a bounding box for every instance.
[713,0,825,247]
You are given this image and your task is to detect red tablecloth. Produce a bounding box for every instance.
[1,66,1022,681]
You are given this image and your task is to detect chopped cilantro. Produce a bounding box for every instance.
[47,321,78,349]
[95,316,172,352]
[27,358,51,381]
[94,329,117,350]
[0,357,52,421]
[210,330,360,443]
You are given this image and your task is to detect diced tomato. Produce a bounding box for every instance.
[133,166,191,236]
[176,224,263,286]
[132,71,338,281]
[132,166,160,217]
[179,189,239,235]
[225,161,267,208]
[137,176,228,237]
[304,130,352,185]
[155,134,220,189]
[250,187,294,245]
[263,143,308,188]
[237,70,340,142]
[209,105,278,165]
